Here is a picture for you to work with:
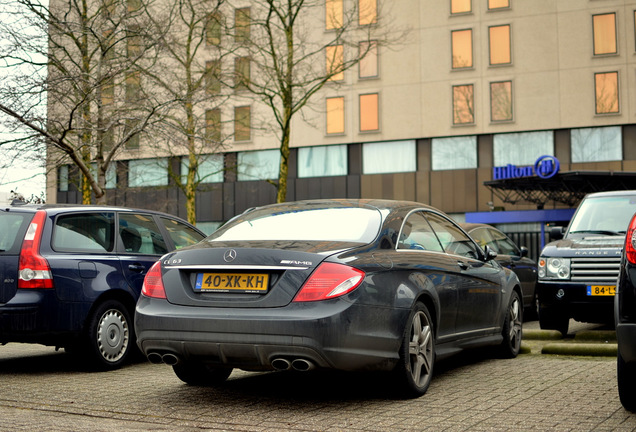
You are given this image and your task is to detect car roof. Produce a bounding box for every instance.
[2,202,193,221]
[584,190,636,199]
[242,198,440,213]
[459,222,496,233]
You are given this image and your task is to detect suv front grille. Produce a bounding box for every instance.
[570,257,621,283]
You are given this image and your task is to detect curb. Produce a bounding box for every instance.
[521,328,617,357]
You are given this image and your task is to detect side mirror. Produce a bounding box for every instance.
[550,226,564,240]
[520,246,529,257]
[483,245,498,261]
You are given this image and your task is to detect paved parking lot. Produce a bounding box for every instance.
[1,339,635,432]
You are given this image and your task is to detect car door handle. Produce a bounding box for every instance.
[457,261,469,270]
[128,264,146,273]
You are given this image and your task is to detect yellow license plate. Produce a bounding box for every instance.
[586,285,616,296]
[195,272,269,293]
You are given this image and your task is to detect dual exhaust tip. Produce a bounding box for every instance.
[271,357,315,372]
[147,352,179,366]
[146,352,315,372]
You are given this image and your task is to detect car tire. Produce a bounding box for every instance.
[85,300,134,370]
[538,305,569,336]
[394,302,435,398]
[618,351,636,412]
[173,361,233,386]
[499,291,523,358]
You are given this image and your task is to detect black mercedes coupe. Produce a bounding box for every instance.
[135,199,522,397]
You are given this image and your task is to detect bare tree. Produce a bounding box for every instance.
[0,0,162,204]
[223,0,394,203]
[138,0,232,224]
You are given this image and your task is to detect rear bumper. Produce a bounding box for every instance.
[0,290,85,344]
[134,295,408,372]
[536,281,614,323]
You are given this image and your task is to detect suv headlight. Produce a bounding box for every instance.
[538,257,570,280]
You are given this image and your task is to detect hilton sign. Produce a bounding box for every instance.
[493,155,560,180]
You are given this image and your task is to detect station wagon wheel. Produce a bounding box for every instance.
[395,302,435,397]
[173,361,233,386]
[499,291,522,358]
[86,300,134,370]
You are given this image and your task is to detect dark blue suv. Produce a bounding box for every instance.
[0,202,205,369]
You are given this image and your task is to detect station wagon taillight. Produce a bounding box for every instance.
[625,214,636,265]
[142,261,166,299]
[293,262,365,302]
[18,210,54,289]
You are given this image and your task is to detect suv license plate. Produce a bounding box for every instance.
[195,272,269,293]
[586,285,616,296]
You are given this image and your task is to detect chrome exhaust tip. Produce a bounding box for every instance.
[291,359,315,372]
[147,352,163,364]
[271,358,292,371]
[162,353,180,366]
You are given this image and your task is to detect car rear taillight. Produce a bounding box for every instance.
[293,262,365,302]
[142,261,166,299]
[18,210,53,289]
[625,214,636,264]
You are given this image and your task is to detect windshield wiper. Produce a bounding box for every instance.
[570,230,623,236]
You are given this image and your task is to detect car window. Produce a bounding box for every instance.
[468,227,497,251]
[119,213,168,255]
[425,213,481,259]
[398,212,444,252]
[52,213,115,252]
[160,216,204,249]
[489,228,519,256]
[0,212,33,254]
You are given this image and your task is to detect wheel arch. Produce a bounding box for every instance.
[83,289,137,333]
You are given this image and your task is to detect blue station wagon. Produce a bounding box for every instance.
[0,202,205,369]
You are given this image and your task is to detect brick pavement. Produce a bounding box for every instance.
[1,342,636,431]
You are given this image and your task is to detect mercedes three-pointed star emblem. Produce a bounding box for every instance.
[223,249,237,262]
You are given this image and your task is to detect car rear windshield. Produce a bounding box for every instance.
[0,212,33,254]
[568,194,636,235]
[208,207,382,243]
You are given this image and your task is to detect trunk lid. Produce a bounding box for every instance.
[160,240,361,308]
[0,210,34,303]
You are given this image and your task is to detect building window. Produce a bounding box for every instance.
[181,154,224,184]
[101,78,114,106]
[359,93,379,132]
[359,0,377,26]
[362,140,416,174]
[359,41,378,78]
[451,29,473,69]
[125,71,141,103]
[453,84,474,125]
[238,149,280,181]
[326,45,344,81]
[205,109,221,143]
[128,158,168,187]
[488,0,509,10]
[571,126,622,163]
[127,27,142,58]
[490,80,513,122]
[124,119,140,150]
[234,56,250,91]
[489,24,511,65]
[595,71,619,114]
[91,162,117,189]
[326,0,343,30]
[235,7,250,42]
[493,131,553,166]
[58,165,69,191]
[206,12,222,46]
[234,106,251,141]
[432,136,477,170]
[298,145,347,178]
[205,60,221,95]
[326,97,345,135]
[451,0,471,14]
[593,13,617,55]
